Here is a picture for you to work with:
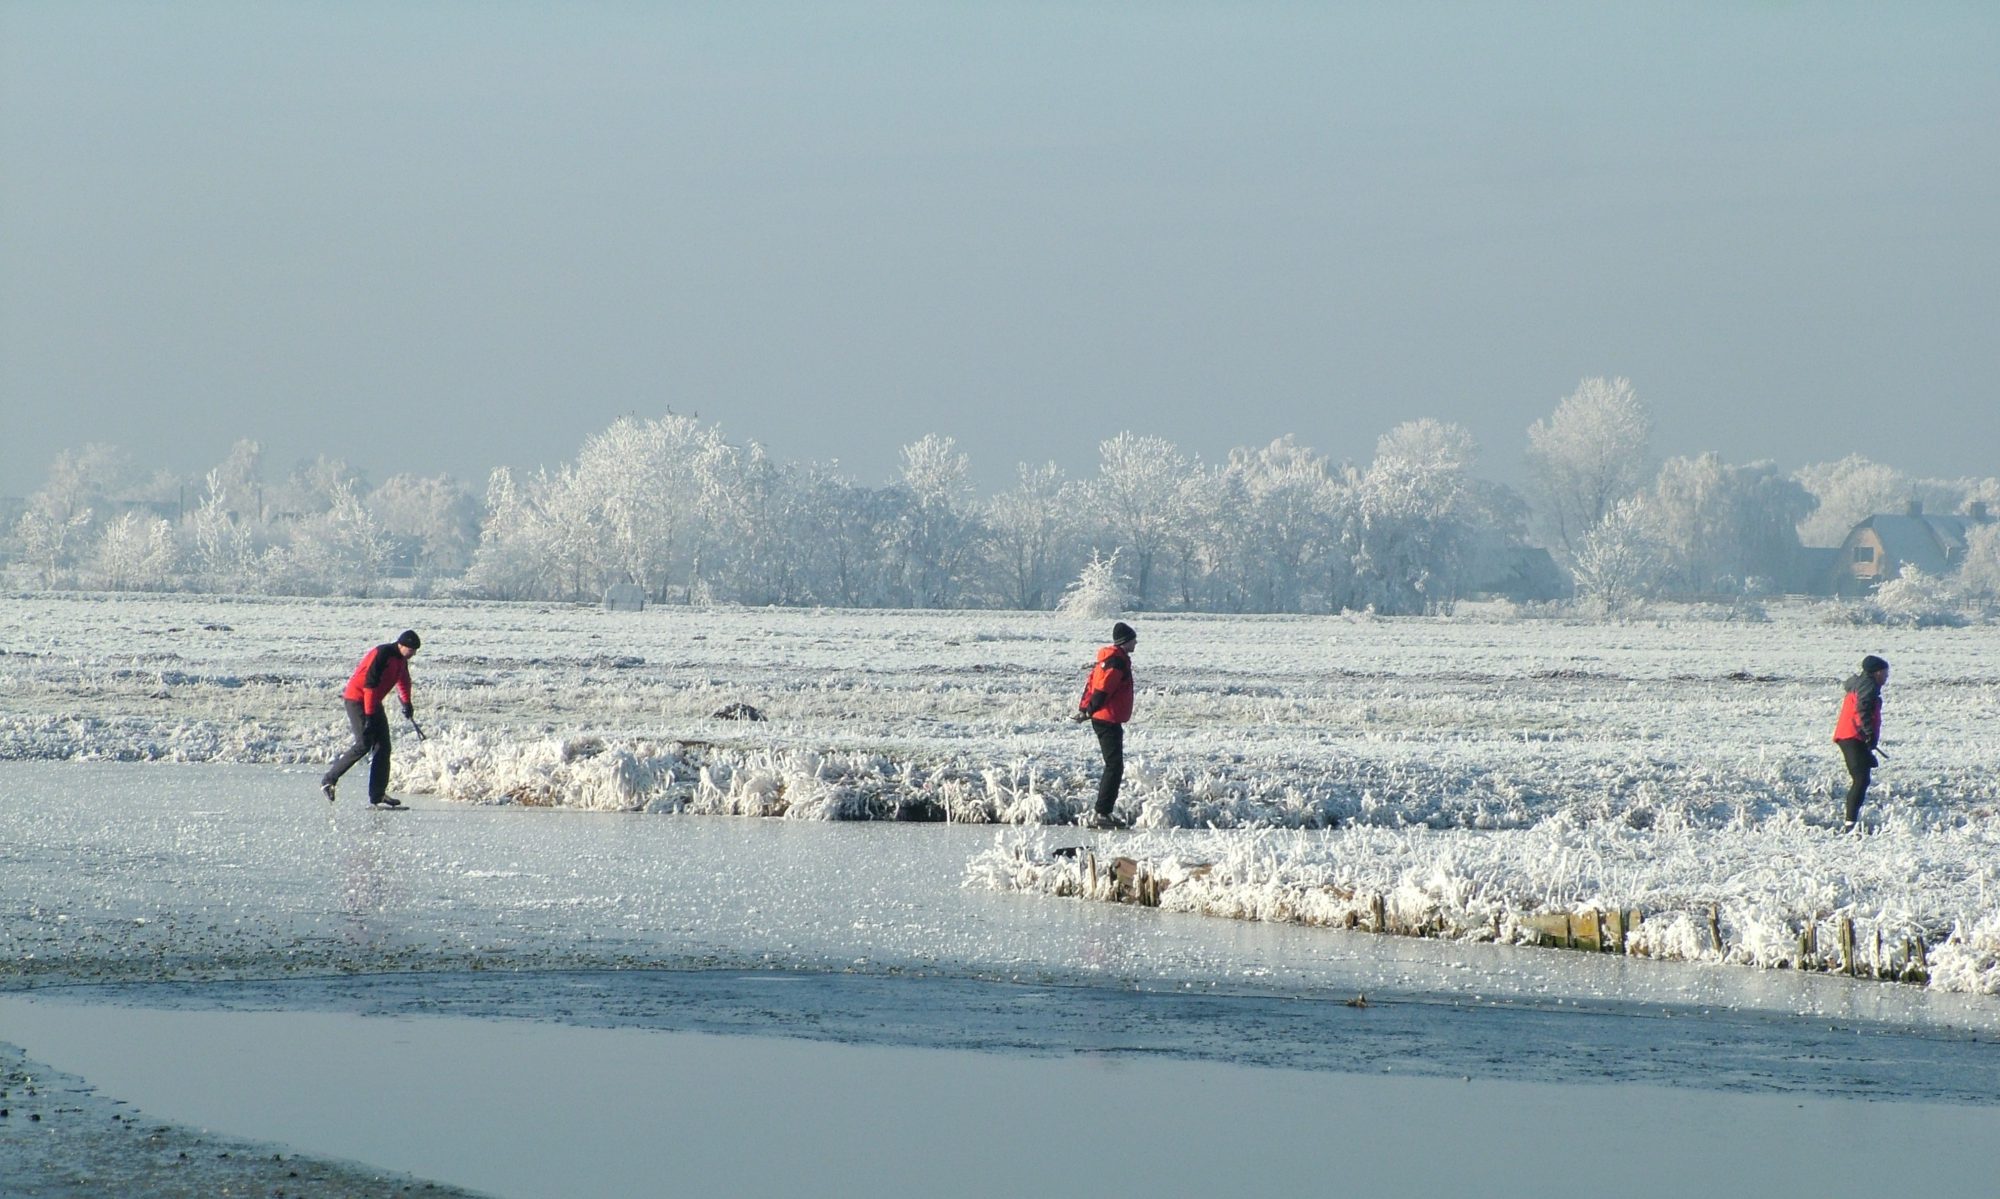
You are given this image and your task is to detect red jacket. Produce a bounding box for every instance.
[342,643,413,715]
[1078,644,1134,724]
[1833,673,1882,746]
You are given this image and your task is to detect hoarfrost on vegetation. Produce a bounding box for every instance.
[7,591,2000,993]
[22,383,2000,617]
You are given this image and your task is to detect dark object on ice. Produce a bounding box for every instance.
[712,703,766,721]
[321,781,336,803]
[369,796,405,809]
[1345,995,1369,1008]
[893,797,946,822]
[1082,810,1128,830]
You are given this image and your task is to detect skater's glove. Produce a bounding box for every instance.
[401,702,415,720]
[1069,709,1089,724]
[1866,750,1879,768]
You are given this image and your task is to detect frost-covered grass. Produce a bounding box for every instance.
[7,590,2000,991]
[972,811,2000,994]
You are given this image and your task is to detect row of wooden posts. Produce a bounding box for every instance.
[1060,852,1932,985]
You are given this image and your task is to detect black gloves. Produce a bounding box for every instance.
[401,701,415,721]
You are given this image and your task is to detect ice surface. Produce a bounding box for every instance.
[4,761,1998,1041]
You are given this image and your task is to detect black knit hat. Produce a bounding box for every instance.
[1861,654,1887,675]
[398,629,422,650]
[1111,621,1136,645]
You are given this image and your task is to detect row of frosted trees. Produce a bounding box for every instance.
[12,378,2000,613]
[7,439,479,598]
[465,414,1510,614]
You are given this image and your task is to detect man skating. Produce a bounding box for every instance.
[1072,621,1137,829]
[322,630,422,808]
[1833,654,1888,831]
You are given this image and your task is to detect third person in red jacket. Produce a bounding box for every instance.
[1072,621,1137,829]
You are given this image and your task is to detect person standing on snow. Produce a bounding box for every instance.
[1071,621,1137,829]
[322,630,422,808]
[1833,654,1888,831]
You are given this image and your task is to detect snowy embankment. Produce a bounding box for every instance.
[972,813,2000,994]
[6,591,2000,991]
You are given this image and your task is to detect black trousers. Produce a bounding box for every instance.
[1091,718,1125,816]
[1837,737,1873,827]
[325,700,393,800]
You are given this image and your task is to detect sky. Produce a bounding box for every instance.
[3,2,1997,498]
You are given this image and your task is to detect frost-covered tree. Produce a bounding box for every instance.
[1160,461,1226,610]
[12,506,93,587]
[575,413,738,603]
[721,444,807,605]
[1181,436,1337,613]
[1569,496,1662,609]
[1952,524,2000,613]
[1872,565,1964,627]
[1088,432,1192,609]
[1793,456,1908,548]
[1642,454,1813,594]
[805,475,902,607]
[1178,464,1250,612]
[273,455,363,519]
[463,462,608,602]
[1525,376,1653,563]
[92,511,176,590]
[719,457,903,608]
[187,467,259,587]
[10,443,134,586]
[281,481,389,595]
[1058,549,1127,619]
[466,468,547,600]
[985,462,1078,610]
[368,473,481,578]
[1334,419,1480,614]
[207,440,266,519]
[533,465,608,602]
[35,444,129,526]
[892,434,982,607]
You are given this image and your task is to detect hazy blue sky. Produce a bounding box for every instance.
[4,2,1996,496]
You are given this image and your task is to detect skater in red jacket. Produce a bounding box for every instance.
[322,630,422,808]
[1832,654,1887,831]
[1072,621,1137,829]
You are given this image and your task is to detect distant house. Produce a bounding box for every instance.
[1830,500,1993,596]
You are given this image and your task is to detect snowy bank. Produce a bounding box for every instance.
[971,812,2000,994]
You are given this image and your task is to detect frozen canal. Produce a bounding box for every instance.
[5,761,2000,1196]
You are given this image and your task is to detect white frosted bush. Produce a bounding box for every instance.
[1057,550,1127,620]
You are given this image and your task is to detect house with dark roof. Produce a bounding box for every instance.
[1830,500,1993,596]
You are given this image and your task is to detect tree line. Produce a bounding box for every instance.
[10,378,2000,615]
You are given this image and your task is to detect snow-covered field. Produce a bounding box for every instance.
[5,590,2000,993]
